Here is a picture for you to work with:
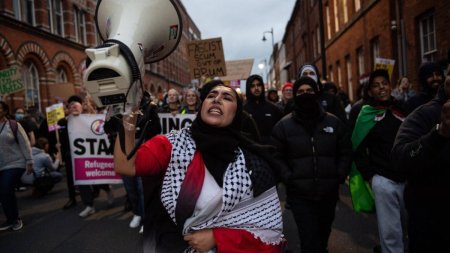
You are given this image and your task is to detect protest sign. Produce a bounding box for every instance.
[158,113,196,134]
[68,114,122,185]
[0,67,24,95]
[46,103,65,132]
[374,58,396,80]
[186,37,227,79]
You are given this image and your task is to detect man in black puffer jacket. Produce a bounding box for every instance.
[392,63,450,253]
[271,76,352,253]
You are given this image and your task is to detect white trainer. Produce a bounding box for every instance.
[129,215,142,228]
[79,206,95,217]
[139,225,143,234]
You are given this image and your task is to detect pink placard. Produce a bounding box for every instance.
[74,157,121,181]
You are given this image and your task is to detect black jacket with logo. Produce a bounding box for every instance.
[271,110,352,200]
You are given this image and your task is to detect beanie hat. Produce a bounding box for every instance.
[418,62,444,89]
[282,82,293,92]
[368,69,390,88]
[297,63,320,83]
[293,76,320,95]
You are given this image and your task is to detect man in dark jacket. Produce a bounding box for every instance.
[58,95,83,209]
[298,63,348,124]
[271,76,352,253]
[392,64,450,253]
[244,75,282,144]
[352,69,407,253]
[405,61,444,114]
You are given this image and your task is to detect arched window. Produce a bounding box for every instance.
[23,61,40,111]
[56,67,68,83]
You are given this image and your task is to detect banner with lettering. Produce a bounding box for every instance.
[68,114,122,185]
[158,113,196,134]
[0,67,24,95]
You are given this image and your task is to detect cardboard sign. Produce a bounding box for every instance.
[46,103,65,132]
[0,67,24,95]
[374,58,396,80]
[186,37,227,79]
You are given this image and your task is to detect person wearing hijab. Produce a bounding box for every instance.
[271,76,352,253]
[114,81,285,253]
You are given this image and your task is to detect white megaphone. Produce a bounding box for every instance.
[84,0,182,109]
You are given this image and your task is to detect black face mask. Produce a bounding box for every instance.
[294,93,320,119]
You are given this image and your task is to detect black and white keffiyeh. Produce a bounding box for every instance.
[161,128,283,251]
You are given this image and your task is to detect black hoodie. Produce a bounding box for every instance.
[244,75,283,144]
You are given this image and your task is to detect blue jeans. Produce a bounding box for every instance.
[372,174,407,253]
[0,168,25,223]
[122,176,144,217]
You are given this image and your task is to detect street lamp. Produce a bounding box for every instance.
[258,59,268,89]
[262,27,274,47]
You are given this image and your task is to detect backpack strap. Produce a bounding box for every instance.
[8,119,19,143]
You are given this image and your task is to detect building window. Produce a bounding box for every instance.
[357,47,365,77]
[371,36,380,66]
[74,7,87,44]
[346,55,353,100]
[337,61,342,87]
[56,67,68,83]
[343,0,348,23]
[355,0,361,11]
[419,13,437,63]
[48,0,64,36]
[23,61,40,111]
[326,5,331,39]
[13,0,36,25]
[333,0,339,32]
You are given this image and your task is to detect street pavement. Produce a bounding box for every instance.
[1,179,379,253]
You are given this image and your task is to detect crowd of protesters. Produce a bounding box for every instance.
[1,57,449,253]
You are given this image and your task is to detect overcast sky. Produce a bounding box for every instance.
[181,0,296,80]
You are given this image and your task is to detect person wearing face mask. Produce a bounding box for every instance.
[271,76,352,253]
[298,64,348,124]
[0,101,33,231]
[14,108,36,147]
[115,81,286,253]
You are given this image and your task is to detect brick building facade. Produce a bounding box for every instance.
[280,0,450,102]
[0,0,199,113]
